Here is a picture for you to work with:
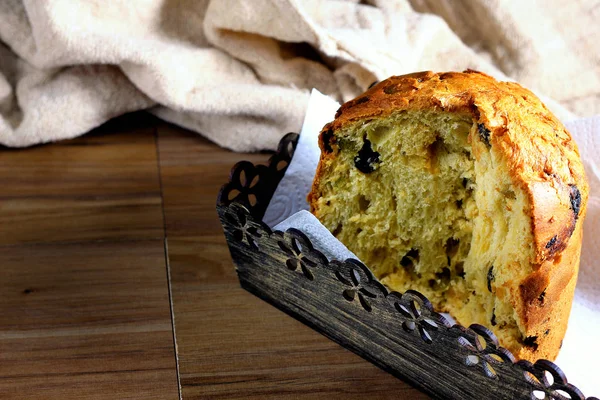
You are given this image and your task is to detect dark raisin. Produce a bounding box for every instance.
[538,289,546,304]
[544,329,550,336]
[358,195,370,211]
[435,267,451,284]
[401,249,418,267]
[462,178,469,188]
[477,123,491,147]
[383,84,400,94]
[368,80,379,89]
[406,248,419,262]
[400,256,413,269]
[523,336,539,351]
[322,129,334,153]
[487,266,494,292]
[354,137,380,173]
[491,310,497,326]
[400,249,420,273]
[456,199,463,208]
[355,96,369,105]
[445,238,460,258]
[455,262,465,278]
[569,184,581,219]
[332,224,343,236]
[546,235,558,249]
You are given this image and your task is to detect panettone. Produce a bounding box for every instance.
[308,70,589,361]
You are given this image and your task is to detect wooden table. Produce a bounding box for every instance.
[0,113,427,399]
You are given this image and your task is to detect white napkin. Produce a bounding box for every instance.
[274,211,357,262]
[263,89,341,227]
[264,90,600,397]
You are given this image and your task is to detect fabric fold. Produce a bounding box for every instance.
[0,0,597,150]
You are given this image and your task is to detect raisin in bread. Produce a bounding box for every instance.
[308,70,589,362]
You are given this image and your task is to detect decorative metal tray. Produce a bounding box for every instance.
[217,132,596,400]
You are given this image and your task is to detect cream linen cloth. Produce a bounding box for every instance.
[0,0,598,151]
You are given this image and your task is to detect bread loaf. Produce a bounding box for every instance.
[308,70,589,361]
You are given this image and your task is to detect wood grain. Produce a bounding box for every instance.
[0,239,178,399]
[0,114,178,399]
[156,123,428,399]
[0,115,163,245]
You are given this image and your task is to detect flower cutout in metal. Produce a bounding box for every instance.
[277,229,327,281]
[457,324,514,379]
[333,259,382,312]
[518,359,588,400]
[270,132,298,173]
[222,161,267,210]
[393,290,448,344]
[224,203,267,251]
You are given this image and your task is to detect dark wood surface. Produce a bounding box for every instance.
[0,112,427,399]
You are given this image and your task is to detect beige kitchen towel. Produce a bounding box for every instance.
[0,0,598,152]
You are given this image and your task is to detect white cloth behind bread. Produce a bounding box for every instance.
[1,0,599,150]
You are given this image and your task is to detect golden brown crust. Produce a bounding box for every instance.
[308,70,589,361]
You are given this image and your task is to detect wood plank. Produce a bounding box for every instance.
[0,113,164,245]
[167,236,428,400]
[0,240,179,400]
[156,125,266,237]
[156,123,428,399]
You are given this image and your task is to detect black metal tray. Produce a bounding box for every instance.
[216,132,596,400]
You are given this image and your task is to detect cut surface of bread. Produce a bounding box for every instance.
[308,71,589,362]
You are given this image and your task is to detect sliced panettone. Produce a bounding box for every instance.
[308,70,589,361]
